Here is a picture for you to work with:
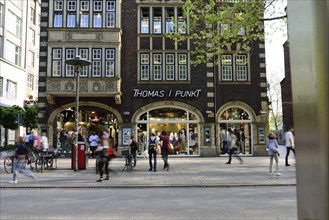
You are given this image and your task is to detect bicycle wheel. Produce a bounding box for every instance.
[46,157,53,168]
[4,156,13,174]
[35,157,44,173]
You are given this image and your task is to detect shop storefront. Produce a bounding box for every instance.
[132,102,203,156]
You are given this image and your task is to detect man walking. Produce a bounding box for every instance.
[284,126,295,166]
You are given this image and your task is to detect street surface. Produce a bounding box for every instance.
[0,187,297,220]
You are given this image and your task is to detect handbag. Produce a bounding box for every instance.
[167,143,174,153]
[156,144,161,155]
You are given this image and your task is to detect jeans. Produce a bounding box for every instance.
[13,159,36,182]
[98,157,109,178]
[269,153,279,173]
[131,150,137,166]
[162,150,169,169]
[285,147,295,165]
[149,150,157,170]
[227,148,243,164]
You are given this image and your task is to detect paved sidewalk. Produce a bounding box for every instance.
[0,153,296,188]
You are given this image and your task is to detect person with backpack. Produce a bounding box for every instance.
[148,133,158,172]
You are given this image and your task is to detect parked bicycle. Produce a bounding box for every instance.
[35,149,58,173]
[121,148,133,172]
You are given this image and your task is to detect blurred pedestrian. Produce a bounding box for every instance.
[266,132,281,176]
[129,136,139,167]
[28,130,34,149]
[160,130,170,171]
[24,132,30,148]
[9,137,37,183]
[284,126,295,166]
[225,128,243,164]
[60,129,67,151]
[33,131,41,149]
[148,133,158,172]
[96,132,112,182]
[40,132,49,151]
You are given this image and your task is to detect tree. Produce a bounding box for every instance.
[0,105,23,146]
[166,0,287,65]
[22,104,39,133]
[267,75,283,131]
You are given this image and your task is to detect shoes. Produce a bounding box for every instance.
[149,168,152,171]
[274,172,281,176]
[96,178,103,182]
[9,180,17,183]
[154,169,157,172]
[104,176,109,180]
[226,162,231,164]
[270,172,273,176]
[239,160,243,165]
[285,164,291,166]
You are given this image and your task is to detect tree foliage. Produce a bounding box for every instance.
[22,104,39,132]
[166,0,287,65]
[166,0,265,65]
[0,105,22,130]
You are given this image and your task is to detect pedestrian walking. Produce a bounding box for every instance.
[284,126,295,166]
[225,128,243,164]
[159,130,170,171]
[129,136,139,167]
[28,130,34,149]
[96,134,110,182]
[148,133,158,172]
[9,137,37,183]
[266,132,281,176]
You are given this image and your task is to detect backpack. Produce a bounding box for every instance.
[149,138,156,151]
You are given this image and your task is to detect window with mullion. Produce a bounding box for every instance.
[106,1,116,28]
[52,48,62,77]
[80,1,89,27]
[153,54,162,80]
[105,49,115,77]
[27,73,33,90]
[153,8,162,34]
[178,53,187,80]
[65,48,75,77]
[235,54,248,81]
[54,0,63,11]
[165,8,174,33]
[54,0,63,27]
[141,8,150,34]
[79,49,89,77]
[165,54,175,80]
[140,53,150,80]
[67,0,76,27]
[221,54,233,81]
[92,49,102,77]
[93,1,102,28]
[177,8,187,34]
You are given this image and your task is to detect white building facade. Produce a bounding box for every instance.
[0,0,41,146]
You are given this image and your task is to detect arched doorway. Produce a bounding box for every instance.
[217,102,256,156]
[47,102,123,150]
[133,102,203,156]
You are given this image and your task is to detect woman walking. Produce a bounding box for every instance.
[267,132,281,176]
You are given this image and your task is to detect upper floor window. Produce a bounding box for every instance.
[54,1,63,27]
[67,1,76,27]
[0,77,3,97]
[65,48,75,77]
[27,73,34,90]
[30,7,36,24]
[6,41,20,65]
[28,28,35,45]
[7,11,21,37]
[67,1,76,11]
[220,54,249,82]
[54,0,63,11]
[28,51,35,67]
[92,49,102,77]
[140,52,188,82]
[140,7,186,35]
[52,48,62,77]
[105,49,115,77]
[6,80,17,100]
[79,48,89,77]
[106,1,116,28]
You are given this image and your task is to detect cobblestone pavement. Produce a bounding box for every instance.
[0,149,296,188]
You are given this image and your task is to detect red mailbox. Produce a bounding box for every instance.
[71,142,88,170]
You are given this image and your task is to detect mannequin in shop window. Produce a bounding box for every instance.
[188,130,195,154]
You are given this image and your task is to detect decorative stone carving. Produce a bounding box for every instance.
[93,82,102,92]
[80,81,88,92]
[47,81,61,91]
[105,81,115,92]
[65,82,74,91]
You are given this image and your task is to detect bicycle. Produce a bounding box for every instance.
[4,155,14,174]
[35,149,58,173]
[121,148,133,172]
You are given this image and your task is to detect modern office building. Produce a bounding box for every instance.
[0,0,41,145]
[38,0,269,156]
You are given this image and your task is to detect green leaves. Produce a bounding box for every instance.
[166,0,266,65]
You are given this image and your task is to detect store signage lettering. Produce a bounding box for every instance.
[133,89,201,98]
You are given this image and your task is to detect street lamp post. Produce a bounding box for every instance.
[65,57,91,171]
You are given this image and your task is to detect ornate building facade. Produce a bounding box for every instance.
[38,0,269,156]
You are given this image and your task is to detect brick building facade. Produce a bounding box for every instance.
[38,0,269,157]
